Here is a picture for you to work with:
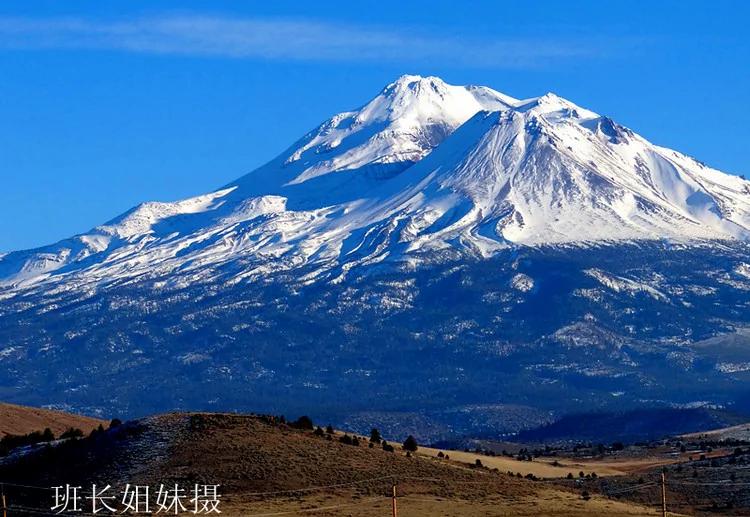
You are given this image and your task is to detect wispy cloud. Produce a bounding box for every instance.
[0,14,627,68]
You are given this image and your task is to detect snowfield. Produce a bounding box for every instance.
[1,75,749,296]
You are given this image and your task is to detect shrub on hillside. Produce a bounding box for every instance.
[0,428,57,456]
[403,435,418,452]
[60,428,84,440]
[89,424,105,437]
[340,434,359,446]
[290,416,314,430]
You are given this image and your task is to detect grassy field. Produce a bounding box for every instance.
[0,408,702,516]
[418,445,625,477]
[416,443,715,478]
[224,488,673,516]
[0,401,105,437]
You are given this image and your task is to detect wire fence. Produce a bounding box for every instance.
[3,474,750,516]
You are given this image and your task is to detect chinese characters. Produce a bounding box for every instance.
[52,484,220,514]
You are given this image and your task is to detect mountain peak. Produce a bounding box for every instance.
[2,76,749,291]
[364,74,512,127]
[266,75,519,186]
[515,91,599,122]
[385,74,448,92]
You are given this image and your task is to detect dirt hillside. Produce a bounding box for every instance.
[0,402,105,437]
[0,413,670,516]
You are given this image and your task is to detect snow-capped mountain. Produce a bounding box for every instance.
[2,76,750,437]
[1,75,749,293]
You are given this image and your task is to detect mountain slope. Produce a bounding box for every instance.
[1,75,748,294]
[0,402,105,437]
[1,76,750,437]
[0,413,665,517]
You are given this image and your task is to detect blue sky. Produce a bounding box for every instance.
[1,0,748,252]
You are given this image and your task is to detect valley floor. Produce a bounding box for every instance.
[2,407,746,516]
[225,489,669,517]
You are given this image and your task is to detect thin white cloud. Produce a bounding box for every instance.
[0,14,620,68]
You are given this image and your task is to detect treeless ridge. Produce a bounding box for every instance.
[0,402,105,437]
[417,445,627,477]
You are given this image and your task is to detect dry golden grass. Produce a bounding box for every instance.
[223,488,674,516]
[0,412,691,516]
[417,445,711,479]
[418,445,626,477]
[157,415,681,516]
[0,401,105,437]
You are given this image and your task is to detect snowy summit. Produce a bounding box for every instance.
[2,75,750,291]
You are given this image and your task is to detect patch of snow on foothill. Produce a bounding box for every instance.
[584,269,669,302]
[735,263,750,280]
[510,273,534,292]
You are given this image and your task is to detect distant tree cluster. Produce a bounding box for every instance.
[339,434,360,446]
[256,414,287,426]
[60,427,84,439]
[89,424,106,437]
[290,415,314,430]
[567,470,597,480]
[0,427,61,456]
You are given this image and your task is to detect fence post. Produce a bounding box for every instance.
[2,483,6,517]
[661,471,667,517]
[391,483,397,517]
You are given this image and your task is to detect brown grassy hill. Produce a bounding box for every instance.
[0,413,669,516]
[0,402,105,437]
